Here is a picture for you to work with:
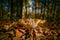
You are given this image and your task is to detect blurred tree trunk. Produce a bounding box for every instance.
[0,0,2,21]
[10,0,14,20]
[10,0,23,20]
[0,0,3,21]
[16,0,23,19]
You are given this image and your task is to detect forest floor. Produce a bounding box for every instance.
[0,19,60,40]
